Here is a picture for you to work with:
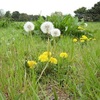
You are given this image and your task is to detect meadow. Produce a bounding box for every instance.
[0,21,100,100]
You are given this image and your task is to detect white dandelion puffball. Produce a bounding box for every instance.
[40,21,54,34]
[50,28,61,37]
[24,22,35,32]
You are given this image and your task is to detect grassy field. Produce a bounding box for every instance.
[0,22,100,100]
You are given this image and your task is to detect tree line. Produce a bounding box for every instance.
[74,1,100,21]
[0,10,45,21]
[0,1,100,22]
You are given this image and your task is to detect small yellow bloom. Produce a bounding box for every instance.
[38,54,48,62]
[42,51,51,57]
[80,39,85,42]
[49,57,57,64]
[82,35,88,40]
[60,52,68,58]
[27,61,37,68]
[73,38,77,42]
[78,26,85,30]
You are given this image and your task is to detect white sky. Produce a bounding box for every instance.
[1,0,100,16]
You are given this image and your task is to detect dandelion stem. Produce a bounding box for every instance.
[36,62,49,83]
[47,35,50,52]
[53,37,56,54]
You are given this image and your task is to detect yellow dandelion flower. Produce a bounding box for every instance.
[38,54,48,62]
[27,61,37,68]
[60,52,68,58]
[73,38,77,42]
[49,57,57,64]
[82,35,88,40]
[42,51,51,57]
[78,26,85,30]
[80,39,85,42]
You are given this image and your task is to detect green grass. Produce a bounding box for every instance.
[0,22,100,100]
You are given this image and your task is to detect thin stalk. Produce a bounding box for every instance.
[47,34,50,53]
[36,62,49,83]
[52,37,56,54]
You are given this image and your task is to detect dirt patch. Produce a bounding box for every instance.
[39,81,71,100]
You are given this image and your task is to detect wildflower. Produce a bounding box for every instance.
[42,51,51,57]
[50,28,61,37]
[40,21,54,34]
[81,35,88,40]
[38,54,48,62]
[49,57,57,64]
[60,52,68,58]
[24,22,35,32]
[27,61,37,68]
[80,39,85,42]
[78,26,85,30]
[73,38,77,42]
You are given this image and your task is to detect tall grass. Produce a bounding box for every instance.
[0,22,100,100]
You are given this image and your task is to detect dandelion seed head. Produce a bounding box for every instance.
[40,21,54,34]
[24,22,35,32]
[50,28,61,37]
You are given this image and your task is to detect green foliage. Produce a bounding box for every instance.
[0,22,100,99]
[0,17,11,28]
[47,14,93,37]
[62,15,79,35]
[34,16,45,30]
[34,16,47,38]
[11,22,24,29]
[0,14,93,38]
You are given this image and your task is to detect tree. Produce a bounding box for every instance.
[87,1,100,21]
[74,7,87,20]
[11,11,20,21]
[19,13,29,21]
[91,1,100,14]
[32,15,40,21]
[74,1,100,21]
[5,11,11,18]
[28,15,34,21]
[51,11,63,16]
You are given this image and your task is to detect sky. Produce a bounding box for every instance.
[1,0,100,16]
